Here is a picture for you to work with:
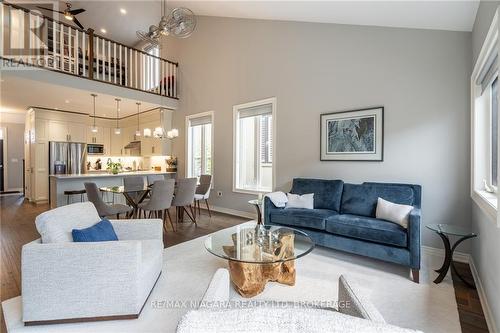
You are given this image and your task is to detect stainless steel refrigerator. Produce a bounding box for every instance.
[49,141,87,175]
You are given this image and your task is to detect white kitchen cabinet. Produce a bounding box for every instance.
[110,131,123,156]
[48,120,68,142]
[48,120,86,143]
[87,126,102,144]
[35,118,47,142]
[142,137,171,156]
[67,123,86,143]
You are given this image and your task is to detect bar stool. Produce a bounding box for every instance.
[64,189,86,205]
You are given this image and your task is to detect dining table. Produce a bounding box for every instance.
[99,185,151,218]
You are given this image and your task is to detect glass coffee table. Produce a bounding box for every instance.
[427,223,477,288]
[205,222,314,297]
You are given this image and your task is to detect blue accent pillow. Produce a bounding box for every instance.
[72,219,119,242]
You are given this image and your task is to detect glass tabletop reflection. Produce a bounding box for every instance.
[204,222,315,264]
[99,185,149,194]
[426,223,475,237]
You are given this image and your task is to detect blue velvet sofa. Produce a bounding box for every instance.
[264,178,422,282]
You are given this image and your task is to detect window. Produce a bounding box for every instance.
[186,112,213,179]
[492,77,498,187]
[471,13,499,223]
[233,98,276,193]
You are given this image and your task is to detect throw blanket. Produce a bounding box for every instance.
[264,191,288,208]
[176,308,422,333]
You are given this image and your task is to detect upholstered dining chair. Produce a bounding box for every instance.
[194,174,212,217]
[147,174,165,185]
[171,177,198,227]
[138,179,176,232]
[84,182,132,219]
[124,176,145,200]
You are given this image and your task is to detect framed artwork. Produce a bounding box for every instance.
[320,106,384,161]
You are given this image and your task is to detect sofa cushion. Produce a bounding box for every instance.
[325,214,407,247]
[35,202,101,243]
[341,183,415,217]
[270,208,337,231]
[291,178,344,211]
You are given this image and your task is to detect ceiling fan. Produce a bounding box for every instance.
[37,2,86,30]
[137,0,196,49]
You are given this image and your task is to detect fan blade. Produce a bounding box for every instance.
[36,6,64,14]
[73,17,84,30]
[69,8,85,15]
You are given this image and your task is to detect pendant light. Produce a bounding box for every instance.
[90,94,98,133]
[153,108,164,138]
[135,102,141,137]
[114,98,121,135]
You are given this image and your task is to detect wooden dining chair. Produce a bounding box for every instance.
[171,178,198,227]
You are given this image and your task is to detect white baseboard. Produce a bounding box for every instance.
[208,205,255,220]
[423,246,497,333]
[421,245,470,263]
[468,257,498,333]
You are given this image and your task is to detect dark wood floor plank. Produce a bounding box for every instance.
[451,261,489,333]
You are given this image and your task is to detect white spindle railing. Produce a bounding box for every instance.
[1,2,179,99]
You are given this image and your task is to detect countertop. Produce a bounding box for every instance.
[50,171,176,180]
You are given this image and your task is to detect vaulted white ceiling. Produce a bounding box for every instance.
[34,1,479,47]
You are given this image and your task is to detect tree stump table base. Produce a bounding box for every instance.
[228,260,296,298]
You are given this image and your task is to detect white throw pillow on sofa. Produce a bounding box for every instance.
[285,193,314,209]
[375,198,413,228]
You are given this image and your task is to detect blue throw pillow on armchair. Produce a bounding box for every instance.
[72,219,118,242]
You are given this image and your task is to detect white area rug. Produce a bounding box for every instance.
[2,225,461,333]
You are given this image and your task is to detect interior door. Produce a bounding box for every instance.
[0,139,4,192]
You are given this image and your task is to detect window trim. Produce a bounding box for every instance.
[233,97,277,195]
[470,9,499,226]
[185,111,214,185]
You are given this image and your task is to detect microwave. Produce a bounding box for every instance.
[87,144,104,155]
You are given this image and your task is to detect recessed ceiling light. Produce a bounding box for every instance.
[100,28,107,34]
[120,8,127,15]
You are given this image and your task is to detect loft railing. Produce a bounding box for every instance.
[0,2,178,99]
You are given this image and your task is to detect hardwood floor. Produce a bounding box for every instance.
[0,194,490,332]
[452,262,489,333]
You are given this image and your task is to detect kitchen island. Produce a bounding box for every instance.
[49,171,176,208]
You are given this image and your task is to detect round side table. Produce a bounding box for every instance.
[427,223,477,288]
[248,199,263,224]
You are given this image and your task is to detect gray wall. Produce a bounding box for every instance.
[166,16,471,250]
[471,1,500,330]
[2,122,24,190]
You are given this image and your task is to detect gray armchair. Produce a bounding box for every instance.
[22,202,163,325]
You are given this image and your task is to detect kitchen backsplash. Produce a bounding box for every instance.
[87,155,172,172]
